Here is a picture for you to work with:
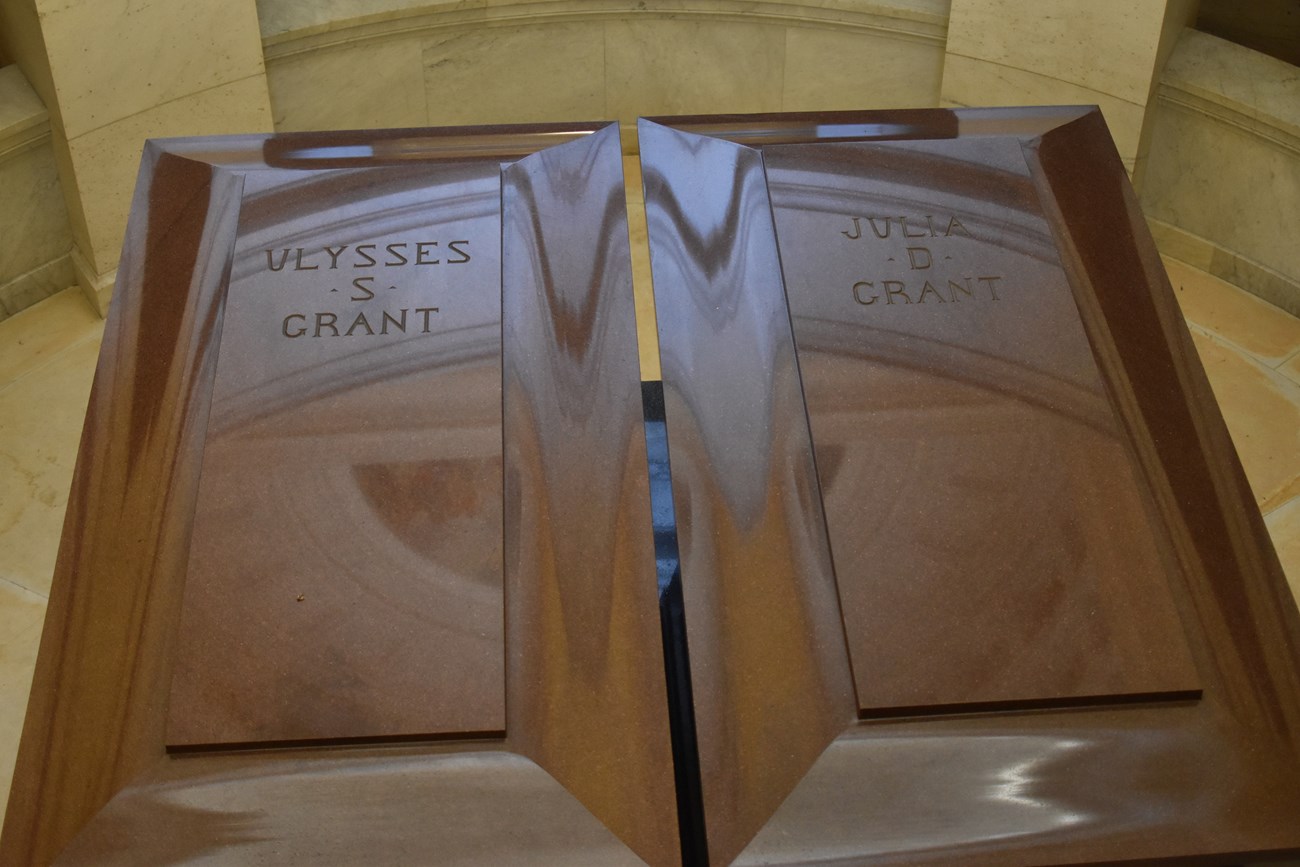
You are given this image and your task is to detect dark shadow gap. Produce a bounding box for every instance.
[859,689,1204,722]
[642,380,710,867]
[165,729,507,755]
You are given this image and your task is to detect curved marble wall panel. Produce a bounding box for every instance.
[0,66,74,320]
[1141,28,1300,316]
[260,0,949,133]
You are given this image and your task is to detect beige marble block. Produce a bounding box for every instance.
[422,23,606,126]
[0,145,74,282]
[1161,29,1300,137]
[0,0,57,114]
[783,27,944,112]
[1166,257,1300,368]
[604,20,784,124]
[1142,104,1300,308]
[0,288,97,385]
[0,68,74,320]
[0,257,74,321]
[259,0,486,43]
[0,65,47,137]
[1190,330,1300,514]
[34,0,267,141]
[945,0,1166,105]
[0,329,101,598]
[940,0,1193,168]
[63,75,272,277]
[15,0,273,311]
[1141,30,1300,314]
[940,53,1144,169]
[270,37,428,131]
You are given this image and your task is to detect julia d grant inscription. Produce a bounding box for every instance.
[635,110,1300,866]
[759,133,1201,716]
[838,213,1004,305]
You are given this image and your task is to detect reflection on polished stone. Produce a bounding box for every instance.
[3,124,678,866]
[1,106,1299,865]
[168,160,507,748]
[641,107,1300,866]
[765,136,1198,715]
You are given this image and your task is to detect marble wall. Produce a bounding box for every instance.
[939,0,1196,176]
[260,0,950,136]
[0,66,73,322]
[1141,29,1300,317]
[0,0,275,315]
[0,0,1297,319]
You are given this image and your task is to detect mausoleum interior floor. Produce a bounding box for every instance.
[2,243,1299,824]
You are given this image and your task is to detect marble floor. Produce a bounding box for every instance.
[1,257,1299,826]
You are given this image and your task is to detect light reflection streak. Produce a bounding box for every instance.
[988,737,1087,830]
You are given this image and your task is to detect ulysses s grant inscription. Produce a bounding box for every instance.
[841,214,1004,307]
[271,238,473,339]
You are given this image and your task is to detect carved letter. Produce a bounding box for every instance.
[948,278,975,302]
[282,313,307,338]
[906,247,932,270]
[883,280,912,305]
[324,245,348,269]
[978,275,1002,300]
[842,217,862,240]
[902,217,927,238]
[917,281,945,304]
[345,311,375,337]
[265,249,290,272]
[381,309,408,335]
[294,248,318,271]
[355,244,378,267]
[852,281,878,305]
[314,313,339,337]
[447,240,471,264]
[867,218,891,239]
[416,242,440,265]
[385,243,409,267]
[351,276,375,302]
[416,307,440,332]
[946,216,972,238]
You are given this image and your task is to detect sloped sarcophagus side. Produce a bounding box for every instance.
[2,124,680,867]
[640,108,1300,866]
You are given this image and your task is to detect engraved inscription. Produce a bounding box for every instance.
[841,215,1003,306]
[267,238,473,339]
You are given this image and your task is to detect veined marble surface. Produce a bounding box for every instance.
[1141,28,1300,316]
[257,0,951,43]
[65,74,274,276]
[1,288,102,821]
[0,66,47,143]
[0,66,74,323]
[33,0,267,143]
[268,3,948,134]
[939,0,1194,172]
[25,0,273,300]
[1161,28,1300,137]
